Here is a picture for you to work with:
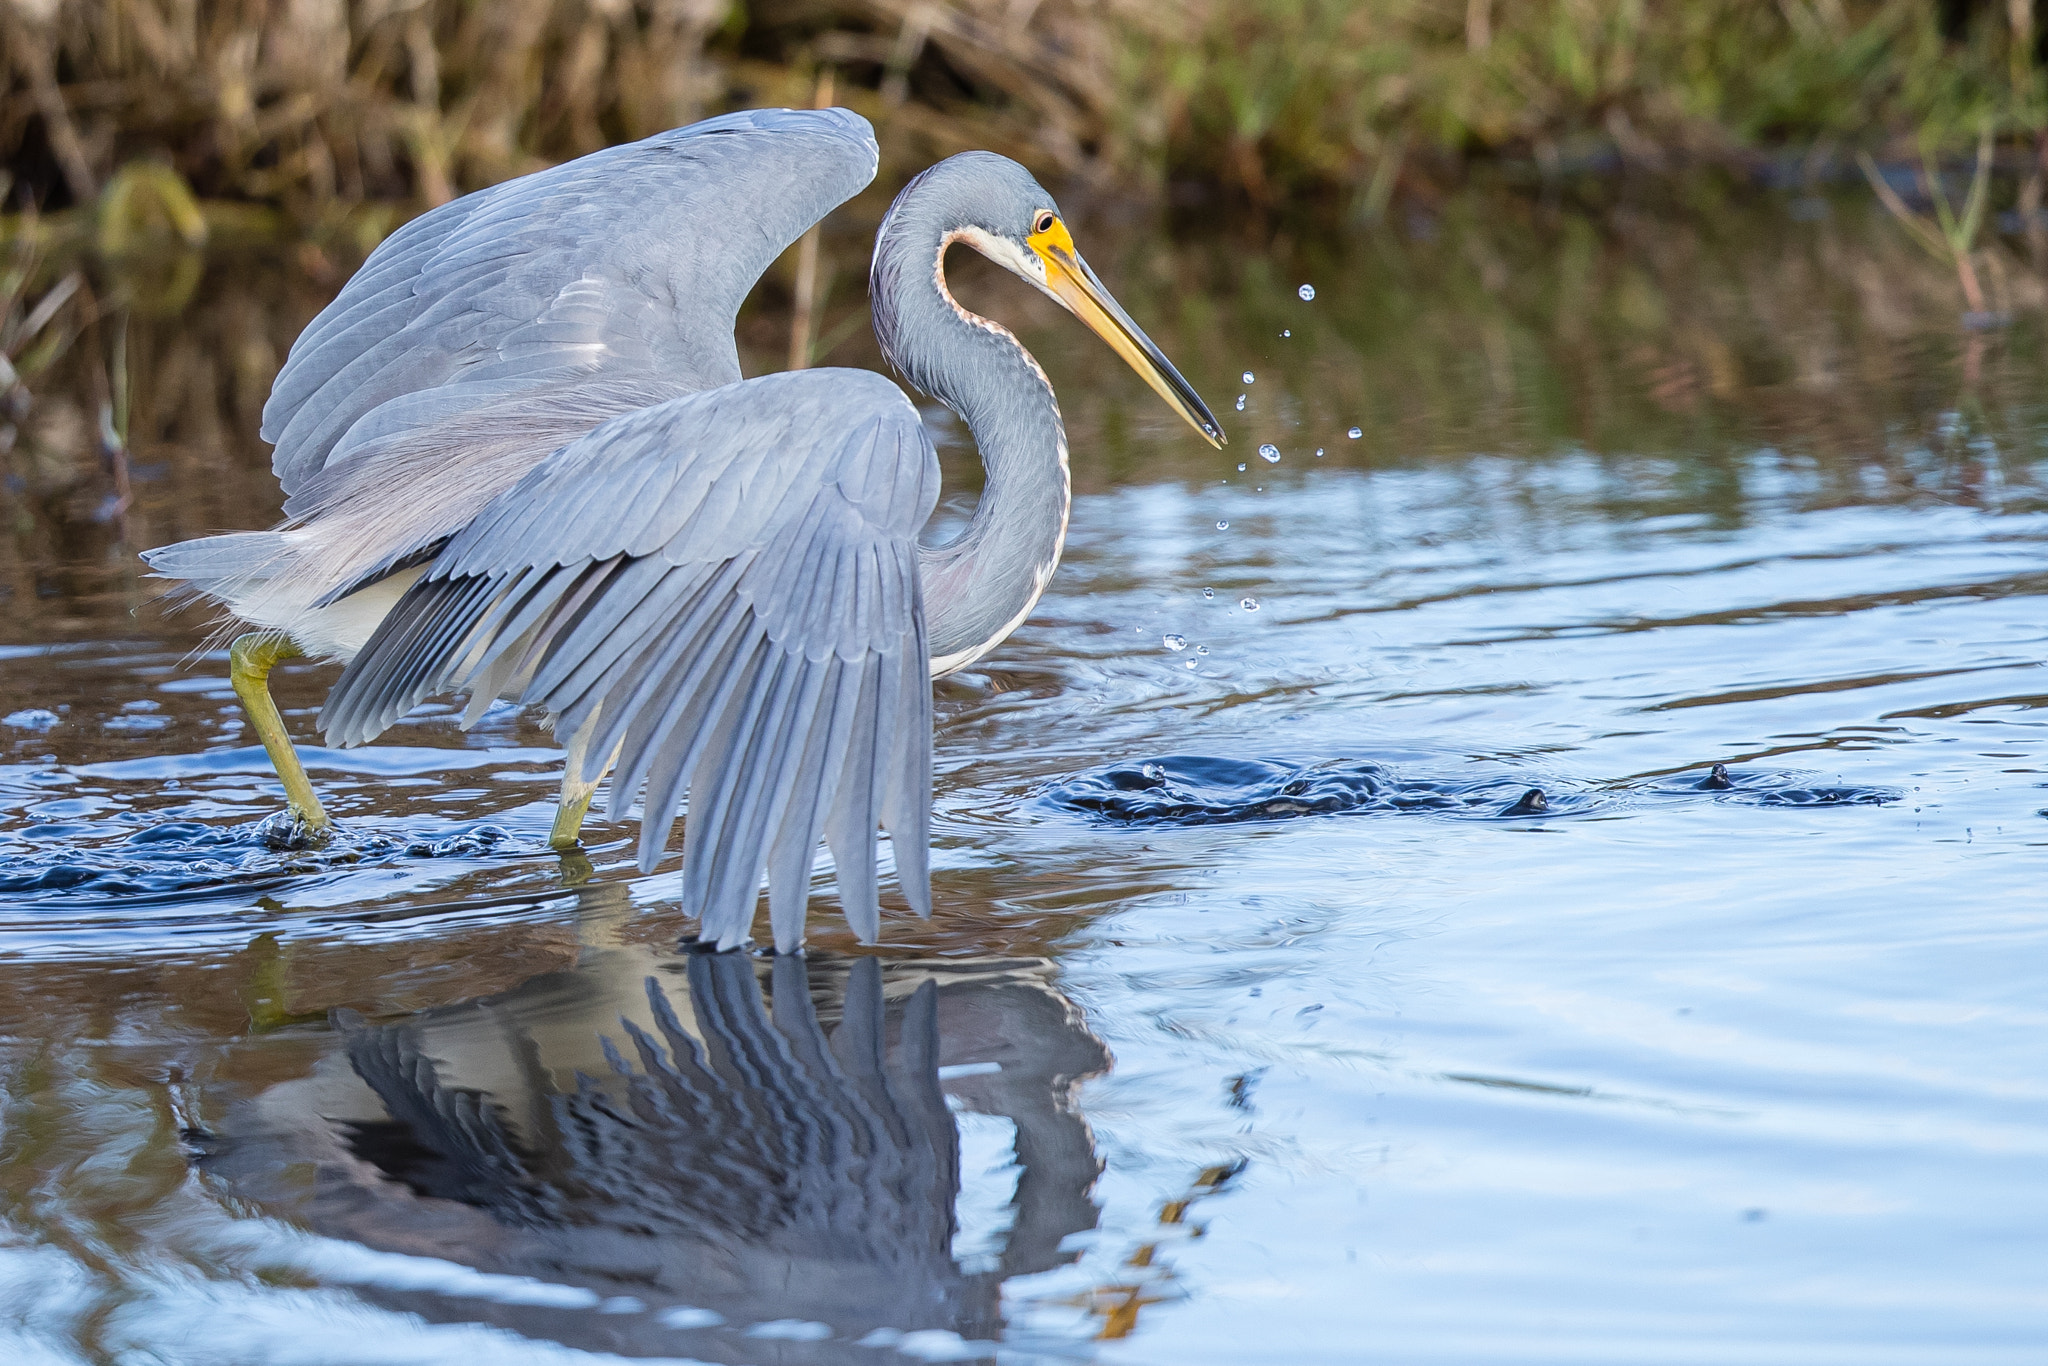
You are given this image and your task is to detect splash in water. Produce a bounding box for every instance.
[1040,756,1900,828]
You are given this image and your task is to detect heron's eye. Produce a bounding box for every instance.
[1033,212,1056,235]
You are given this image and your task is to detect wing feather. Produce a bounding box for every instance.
[823,664,886,944]
[547,562,735,735]
[325,369,938,949]
[686,648,808,938]
[624,613,770,866]
[593,579,759,796]
[263,108,879,497]
[765,658,855,946]
[329,573,497,741]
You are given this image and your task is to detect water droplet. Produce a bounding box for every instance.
[1314,447,1325,457]
[1142,763,1164,780]
[1240,597,1260,611]
[1163,634,1188,651]
[1297,284,1316,300]
[1215,520,1229,530]
[1236,462,1246,472]
[1234,394,1247,411]
[1185,659,1198,669]
[1196,645,1210,655]
[1281,329,1292,337]
[1242,371,1255,384]
[1347,426,1363,439]
[1201,586,1215,599]
[1258,443,1280,463]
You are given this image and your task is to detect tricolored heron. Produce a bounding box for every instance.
[142,108,1224,951]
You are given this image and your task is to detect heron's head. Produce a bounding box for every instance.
[874,152,1225,448]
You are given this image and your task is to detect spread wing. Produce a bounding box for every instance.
[321,369,938,952]
[262,107,879,501]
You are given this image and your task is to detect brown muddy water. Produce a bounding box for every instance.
[1,187,2045,1364]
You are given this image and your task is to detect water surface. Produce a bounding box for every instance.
[1,189,2044,1363]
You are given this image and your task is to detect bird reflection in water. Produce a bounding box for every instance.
[197,942,1110,1360]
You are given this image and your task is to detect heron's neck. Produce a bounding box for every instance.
[873,221,1071,675]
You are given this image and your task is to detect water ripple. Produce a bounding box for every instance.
[0,815,531,905]
[1038,755,1898,826]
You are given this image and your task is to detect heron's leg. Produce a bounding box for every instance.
[549,713,622,851]
[229,631,331,839]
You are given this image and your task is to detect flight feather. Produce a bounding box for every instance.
[321,369,939,951]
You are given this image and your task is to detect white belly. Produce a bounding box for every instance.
[225,566,425,663]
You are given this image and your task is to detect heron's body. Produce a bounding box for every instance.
[143,108,1221,951]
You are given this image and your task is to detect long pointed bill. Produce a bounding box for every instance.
[1028,223,1226,448]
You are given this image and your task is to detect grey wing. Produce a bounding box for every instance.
[263,108,879,500]
[321,369,938,952]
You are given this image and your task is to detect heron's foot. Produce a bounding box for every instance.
[254,807,335,852]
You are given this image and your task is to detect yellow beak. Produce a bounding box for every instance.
[1029,221,1226,449]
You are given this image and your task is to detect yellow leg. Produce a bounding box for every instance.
[230,630,331,842]
[549,714,620,851]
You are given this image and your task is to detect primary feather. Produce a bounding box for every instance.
[323,370,939,949]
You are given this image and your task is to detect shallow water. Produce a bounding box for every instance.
[2,192,2046,1363]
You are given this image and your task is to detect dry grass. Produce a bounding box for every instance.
[0,0,735,211]
[3,1,2045,224]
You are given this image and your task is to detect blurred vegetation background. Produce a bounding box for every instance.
[4,1,2048,224]
[7,0,2048,627]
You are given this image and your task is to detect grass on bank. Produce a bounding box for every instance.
[4,0,2048,222]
